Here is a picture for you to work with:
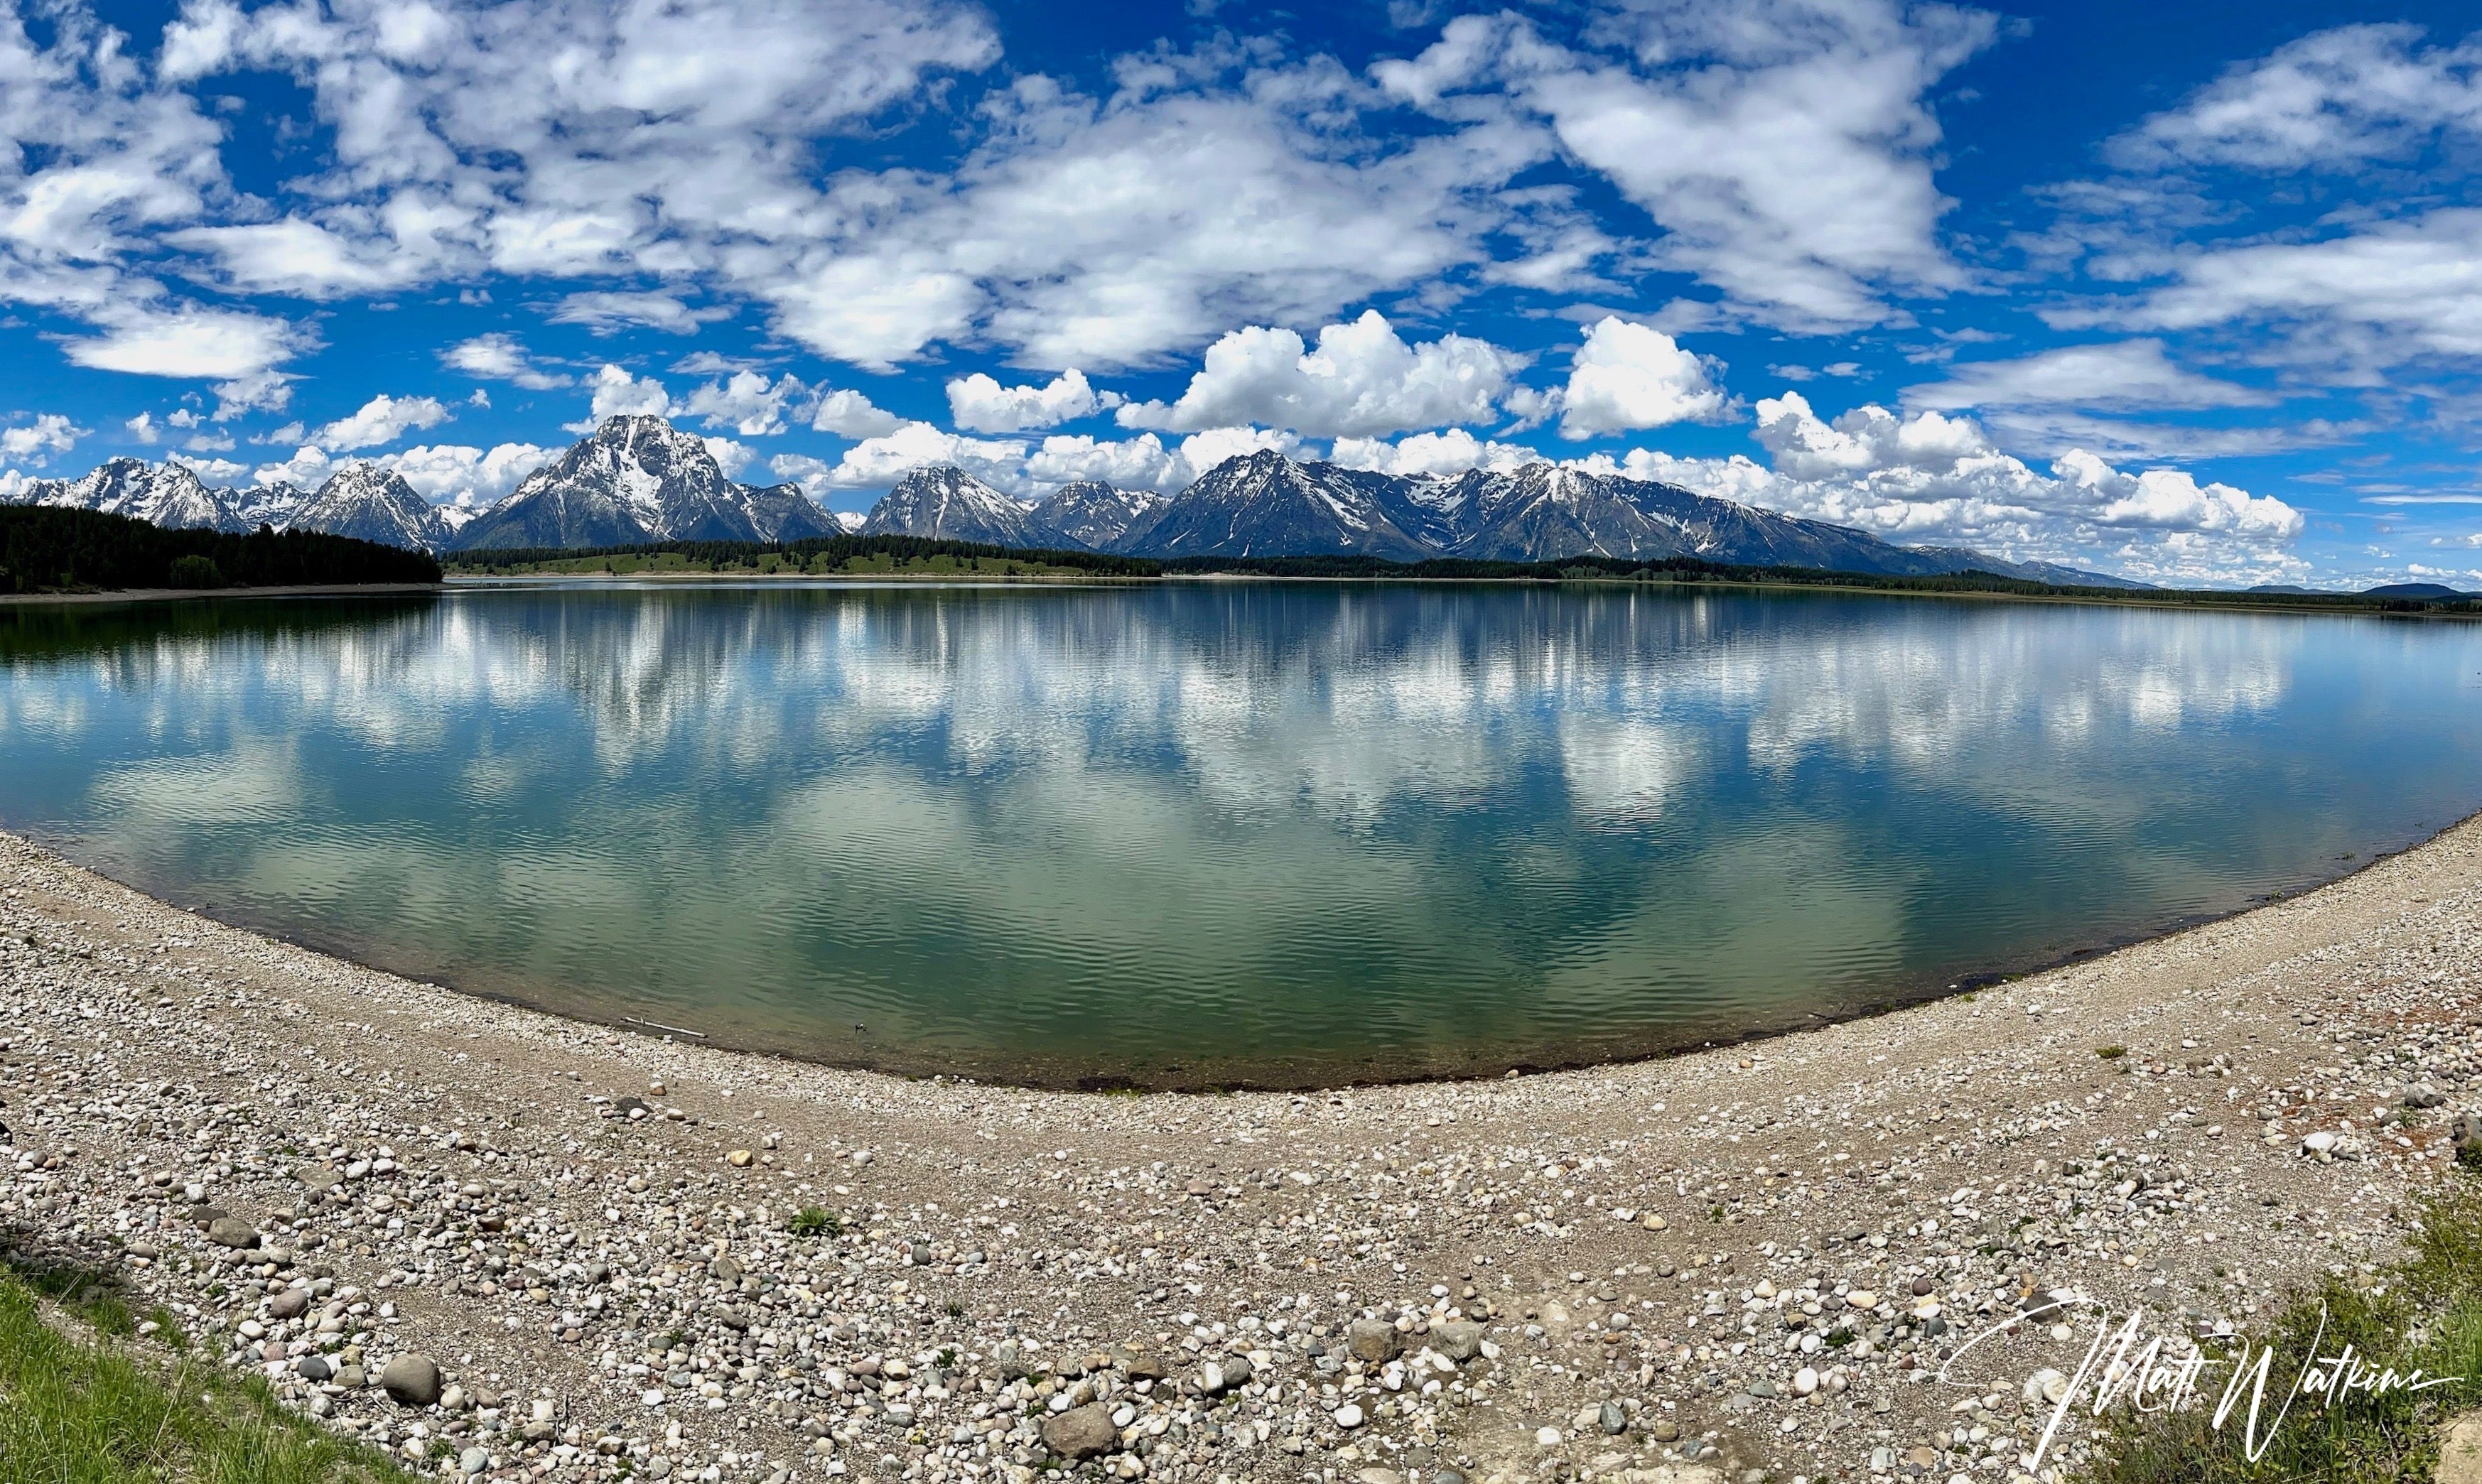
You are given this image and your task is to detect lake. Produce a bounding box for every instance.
[1,580,2476,1088]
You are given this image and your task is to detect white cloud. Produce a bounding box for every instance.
[315,392,453,452]
[2063,208,2482,366]
[379,443,556,508]
[762,60,1546,369]
[1174,426,1297,475]
[684,372,806,435]
[784,421,1029,491]
[1376,0,1994,331]
[1118,310,1526,438]
[551,291,731,336]
[1329,428,1541,477]
[0,413,84,462]
[1592,391,2304,583]
[701,435,754,479]
[1556,317,1726,438]
[809,388,905,439]
[2108,24,2482,173]
[946,369,1118,432]
[168,454,248,484]
[125,411,161,444]
[55,304,305,381]
[573,364,674,430]
[441,333,568,390]
[1905,340,2273,416]
[251,444,333,489]
[168,217,425,297]
[1022,433,1185,492]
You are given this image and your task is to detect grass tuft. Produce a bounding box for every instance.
[2079,1184,2482,1484]
[0,1262,411,1483]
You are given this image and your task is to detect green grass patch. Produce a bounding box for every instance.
[2077,1184,2482,1484]
[788,1206,841,1238]
[0,1259,411,1483]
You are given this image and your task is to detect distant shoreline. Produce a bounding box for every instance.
[0,581,446,608]
[434,565,2482,622]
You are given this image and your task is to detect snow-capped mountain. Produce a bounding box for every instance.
[232,481,306,530]
[1025,480,1167,551]
[285,465,455,551]
[450,416,838,551]
[9,457,246,532]
[854,452,2142,584]
[1117,450,1437,560]
[6,421,2141,585]
[857,466,1035,546]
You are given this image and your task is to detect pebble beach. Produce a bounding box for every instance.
[2,818,2478,1484]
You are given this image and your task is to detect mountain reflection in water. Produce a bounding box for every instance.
[0,581,2474,1087]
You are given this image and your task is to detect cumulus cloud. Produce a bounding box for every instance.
[379,443,556,508]
[946,369,1118,432]
[249,444,333,489]
[1329,429,1541,477]
[441,333,568,390]
[1118,311,1526,438]
[773,421,1029,492]
[1022,433,1185,492]
[573,364,674,429]
[125,411,162,444]
[0,413,85,463]
[1555,318,1727,438]
[684,372,806,435]
[809,388,905,439]
[1590,391,2304,583]
[315,393,453,452]
[701,437,754,479]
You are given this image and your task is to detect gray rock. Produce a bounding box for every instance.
[295,1355,331,1382]
[1651,1419,1680,1442]
[1346,1318,1403,1363]
[1199,1355,1252,1393]
[269,1287,310,1320]
[1041,1402,1118,1460]
[206,1217,259,1250]
[380,1353,442,1407]
[1599,1401,1626,1434]
[460,1446,490,1477]
[712,1255,743,1284]
[1432,1321,1484,1363]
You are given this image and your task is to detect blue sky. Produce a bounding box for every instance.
[2,0,2480,585]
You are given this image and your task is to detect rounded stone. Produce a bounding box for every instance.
[1040,1402,1117,1460]
[1346,1318,1403,1363]
[380,1353,443,1407]
[206,1217,259,1250]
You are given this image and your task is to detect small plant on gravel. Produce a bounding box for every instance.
[2459,1141,2482,1174]
[946,1300,964,1318]
[789,1206,841,1237]
[2096,1045,2127,1059]
[2084,1184,2482,1484]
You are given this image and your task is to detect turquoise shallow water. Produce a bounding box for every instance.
[2,580,2478,1087]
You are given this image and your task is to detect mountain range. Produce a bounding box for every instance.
[1,414,2142,585]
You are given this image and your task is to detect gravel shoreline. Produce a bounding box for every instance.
[3,821,2477,1484]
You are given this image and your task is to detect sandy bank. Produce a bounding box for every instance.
[1,821,2476,1484]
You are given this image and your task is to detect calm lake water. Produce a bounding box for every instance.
[2,581,2478,1086]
